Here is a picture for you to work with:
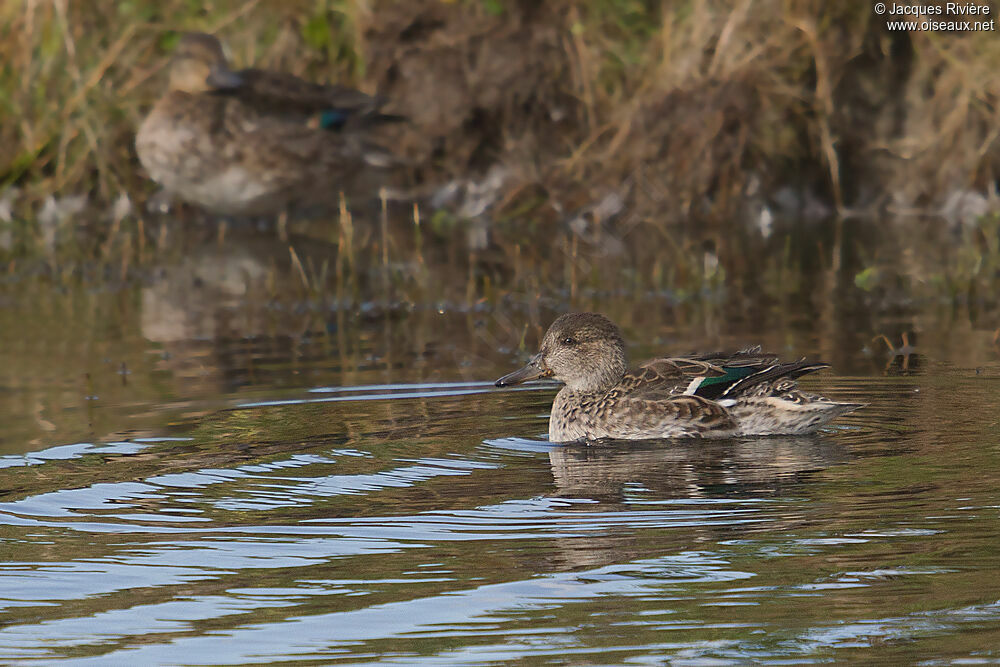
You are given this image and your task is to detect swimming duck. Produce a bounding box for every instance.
[495,312,861,441]
[136,32,401,216]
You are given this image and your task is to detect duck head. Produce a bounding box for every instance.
[168,32,243,93]
[495,312,628,393]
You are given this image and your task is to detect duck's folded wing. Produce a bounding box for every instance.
[619,357,726,400]
[629,348,830,402]
[223,101,397,167]
[219,69,405,129]
[711,360,831,400]
[229,69,383,111]
[683,348,831,401]
[605,359,741,435]
[686,346,780,368]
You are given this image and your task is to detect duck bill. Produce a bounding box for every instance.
[495,354,552,387]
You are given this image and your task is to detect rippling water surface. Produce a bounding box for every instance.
[2,233,1000,664]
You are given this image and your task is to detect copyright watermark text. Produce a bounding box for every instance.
[875,2,995,31]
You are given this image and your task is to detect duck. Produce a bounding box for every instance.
[495,312,861,441]
[135,32,401,217]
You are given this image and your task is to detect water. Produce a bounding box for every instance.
[2,227,1000,664]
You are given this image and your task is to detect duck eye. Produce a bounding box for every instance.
[561,336,576,346]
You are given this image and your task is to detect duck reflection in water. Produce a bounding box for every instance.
[542,436,847,570]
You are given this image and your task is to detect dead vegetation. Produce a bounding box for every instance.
[0,0,997,312]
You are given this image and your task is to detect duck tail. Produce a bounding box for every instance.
[727,396,862,436]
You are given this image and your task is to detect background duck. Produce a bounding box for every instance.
[495,312,861,442]
[135,32,402,217]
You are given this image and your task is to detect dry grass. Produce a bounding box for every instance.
[0,0,997,313]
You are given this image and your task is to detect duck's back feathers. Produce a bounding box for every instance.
[616,352,827,398]
[610,358,716,401]
[616,348,858,437]
[213,69,405,129]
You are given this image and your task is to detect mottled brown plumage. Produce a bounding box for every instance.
[136,32,399,216]
[495,313,861,442]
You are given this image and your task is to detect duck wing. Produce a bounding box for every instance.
[221,97,398,168]
[680,346,830,401]
[602,360,736,436]
[218,69,404,129]
[601,348,847,438]
[625,347,832,402]
[617,357,727,401]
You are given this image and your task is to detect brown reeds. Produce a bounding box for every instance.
[0,1,996,314]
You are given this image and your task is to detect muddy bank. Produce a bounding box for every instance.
[358,1,998,223]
